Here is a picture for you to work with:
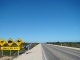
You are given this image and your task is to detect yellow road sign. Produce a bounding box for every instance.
[15,38,22,46]
[0,38,5,46]
[7,38,13,46]
[1,47,20,50]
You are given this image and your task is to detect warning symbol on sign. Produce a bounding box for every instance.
[15,38,22,46]
[7,38,13,46]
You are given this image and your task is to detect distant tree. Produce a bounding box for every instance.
[55,41,61,45]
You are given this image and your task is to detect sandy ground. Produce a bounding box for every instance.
[0,56,12,60]
[13,44,43,60]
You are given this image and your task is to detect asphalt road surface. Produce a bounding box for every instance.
[42,44,80,60]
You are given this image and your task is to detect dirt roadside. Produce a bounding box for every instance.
[0,56,12,60]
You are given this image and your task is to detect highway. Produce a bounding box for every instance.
[42,44,80,60]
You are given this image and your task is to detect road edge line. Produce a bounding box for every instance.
[41,44,47,60]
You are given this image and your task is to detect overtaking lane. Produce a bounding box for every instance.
[42,44,80,60]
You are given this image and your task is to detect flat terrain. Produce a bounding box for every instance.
[0,56,12,60]
[1,44,80,60]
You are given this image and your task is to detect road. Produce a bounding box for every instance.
[42,44,80,60]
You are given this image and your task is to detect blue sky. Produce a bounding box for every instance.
[0,0,80,42]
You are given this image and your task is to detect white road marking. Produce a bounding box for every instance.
[52,44,80,50]
[41,44,47,60]
[55,47,80,58]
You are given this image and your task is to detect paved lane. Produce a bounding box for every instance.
[42,44,80,60]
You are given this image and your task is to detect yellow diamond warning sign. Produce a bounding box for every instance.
[7,38,13,46]
[0,38,5,46]
[15,38,22,46]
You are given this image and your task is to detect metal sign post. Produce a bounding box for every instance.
[2,50,3,56]
[15,38,22,56]
[18,50,19,56]
[0,38,5,57]
[10,50,11,56]
[7,38,13,57]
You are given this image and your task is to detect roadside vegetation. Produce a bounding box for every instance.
[46,42,80,48]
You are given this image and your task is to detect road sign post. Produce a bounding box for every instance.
[15,38,22,56]
[2,50,3,56]
[18,50,19,56]
[0,38,5,46]
[0,38,22,57]
[0,38,5,56]
[10,50,11,56]
[7,38,13,56]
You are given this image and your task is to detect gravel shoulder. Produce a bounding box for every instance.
[13,44,43,60]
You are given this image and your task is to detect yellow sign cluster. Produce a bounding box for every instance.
[0,38,22,50]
